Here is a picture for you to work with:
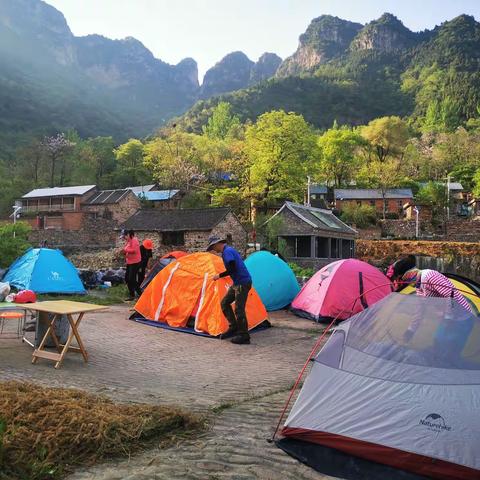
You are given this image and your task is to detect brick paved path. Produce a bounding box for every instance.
[0,305,333,479]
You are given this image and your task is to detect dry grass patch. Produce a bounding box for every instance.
[0,381,203,479]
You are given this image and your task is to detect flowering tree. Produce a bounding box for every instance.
[42,133,75,187]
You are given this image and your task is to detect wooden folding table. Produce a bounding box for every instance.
[27,300,108,369]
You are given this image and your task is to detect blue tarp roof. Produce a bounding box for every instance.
[135,190,179,201]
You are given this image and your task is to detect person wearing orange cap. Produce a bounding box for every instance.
[138,238,154,288]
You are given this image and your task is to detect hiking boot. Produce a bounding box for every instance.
[230,334,250,345]
[219,327,237,339]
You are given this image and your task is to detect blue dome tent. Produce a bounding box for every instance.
[245,251,300,311]
[4,248,86,294]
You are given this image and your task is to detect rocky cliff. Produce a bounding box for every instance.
[200,51,282,98]
[276,15,362,77]
[249,52,282,84]
[350,13,418,52]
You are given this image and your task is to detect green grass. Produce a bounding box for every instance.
[38,285,129,306]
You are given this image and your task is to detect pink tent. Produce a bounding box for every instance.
[291,259,392,322]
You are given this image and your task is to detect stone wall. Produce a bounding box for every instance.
[356,239,480,282]
[28,216,118,253]
[119,212,248,258]
[380,218,480,242]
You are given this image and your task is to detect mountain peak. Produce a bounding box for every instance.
[350,12,416,52]
[276,15,362,77]
[199,51,254,98]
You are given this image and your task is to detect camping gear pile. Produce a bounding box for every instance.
[78,268,126,289]
[278,293,480,479]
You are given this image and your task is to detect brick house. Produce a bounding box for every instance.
[19,185,97,231]
[82,189,141,224]
[267,202,357,269]
[334,188,413,216]
[19,186,140,231]
[120,207,247,256]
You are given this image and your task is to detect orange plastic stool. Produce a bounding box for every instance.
[0,311,26,338]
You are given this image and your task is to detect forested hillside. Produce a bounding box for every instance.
[178,14,480,133]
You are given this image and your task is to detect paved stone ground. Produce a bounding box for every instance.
[0,305,333,479]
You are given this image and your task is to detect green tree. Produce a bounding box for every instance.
[318,125,364,186]
[114,139,151,187]
[340,203,377,228]
[245,110,318,211]
[202,102,241,140]
[143,132,205,194]
[358,158,406,219]
[416,181,448,223]
[0,222,31,268]
[360,116,410,163]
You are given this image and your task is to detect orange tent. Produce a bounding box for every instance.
[134,252,268,336]
[160,250,187,260]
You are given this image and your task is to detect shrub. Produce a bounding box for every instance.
[384,212,400,219]
[340,204,377,228]
[288,262,314,278]
[0,222,31,268]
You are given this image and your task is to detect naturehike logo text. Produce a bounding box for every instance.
[419,414,452,432]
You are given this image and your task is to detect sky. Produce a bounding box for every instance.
[47,0,480,82]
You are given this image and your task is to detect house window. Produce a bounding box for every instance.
[397,200,403,210]
[315,237,329,258]
[369,200,375,207]
[330,238,340,258]
[356,201,362,206]
[162,231,185,246]
[226,233,233,245]
[281,236,311,258]
[341,239,353,259]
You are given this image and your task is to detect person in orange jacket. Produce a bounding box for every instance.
[124,230,142,300]
[138,238,154,287]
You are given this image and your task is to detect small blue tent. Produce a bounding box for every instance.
[245,251,300,311]
[4,248,86,294]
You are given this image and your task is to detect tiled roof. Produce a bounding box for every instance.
[273,202,356,235]
[121,208,232,232]
[84,189,131,205]
[134,190,180,201]
[334,188,413,200]
[22,185,96,199]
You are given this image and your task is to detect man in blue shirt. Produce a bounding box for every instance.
[207,236,252,344]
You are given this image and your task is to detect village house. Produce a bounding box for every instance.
[309,184,329,208]
[120,207,247,255]
[18,185,140,231]
[18,185,97,230]
[267,202,357,269]
[82,189,141,224]
[333,188,414,216]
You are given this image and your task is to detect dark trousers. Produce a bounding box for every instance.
[126,262,142,297]
[221,283,251,336]
[137,266,146,288]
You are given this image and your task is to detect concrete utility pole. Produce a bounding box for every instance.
[306,176,311,207]
[414,206,420,238]
[11,205,22,238]
[446,175,451,220]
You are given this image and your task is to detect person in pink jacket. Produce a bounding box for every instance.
[124,230,142,300]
